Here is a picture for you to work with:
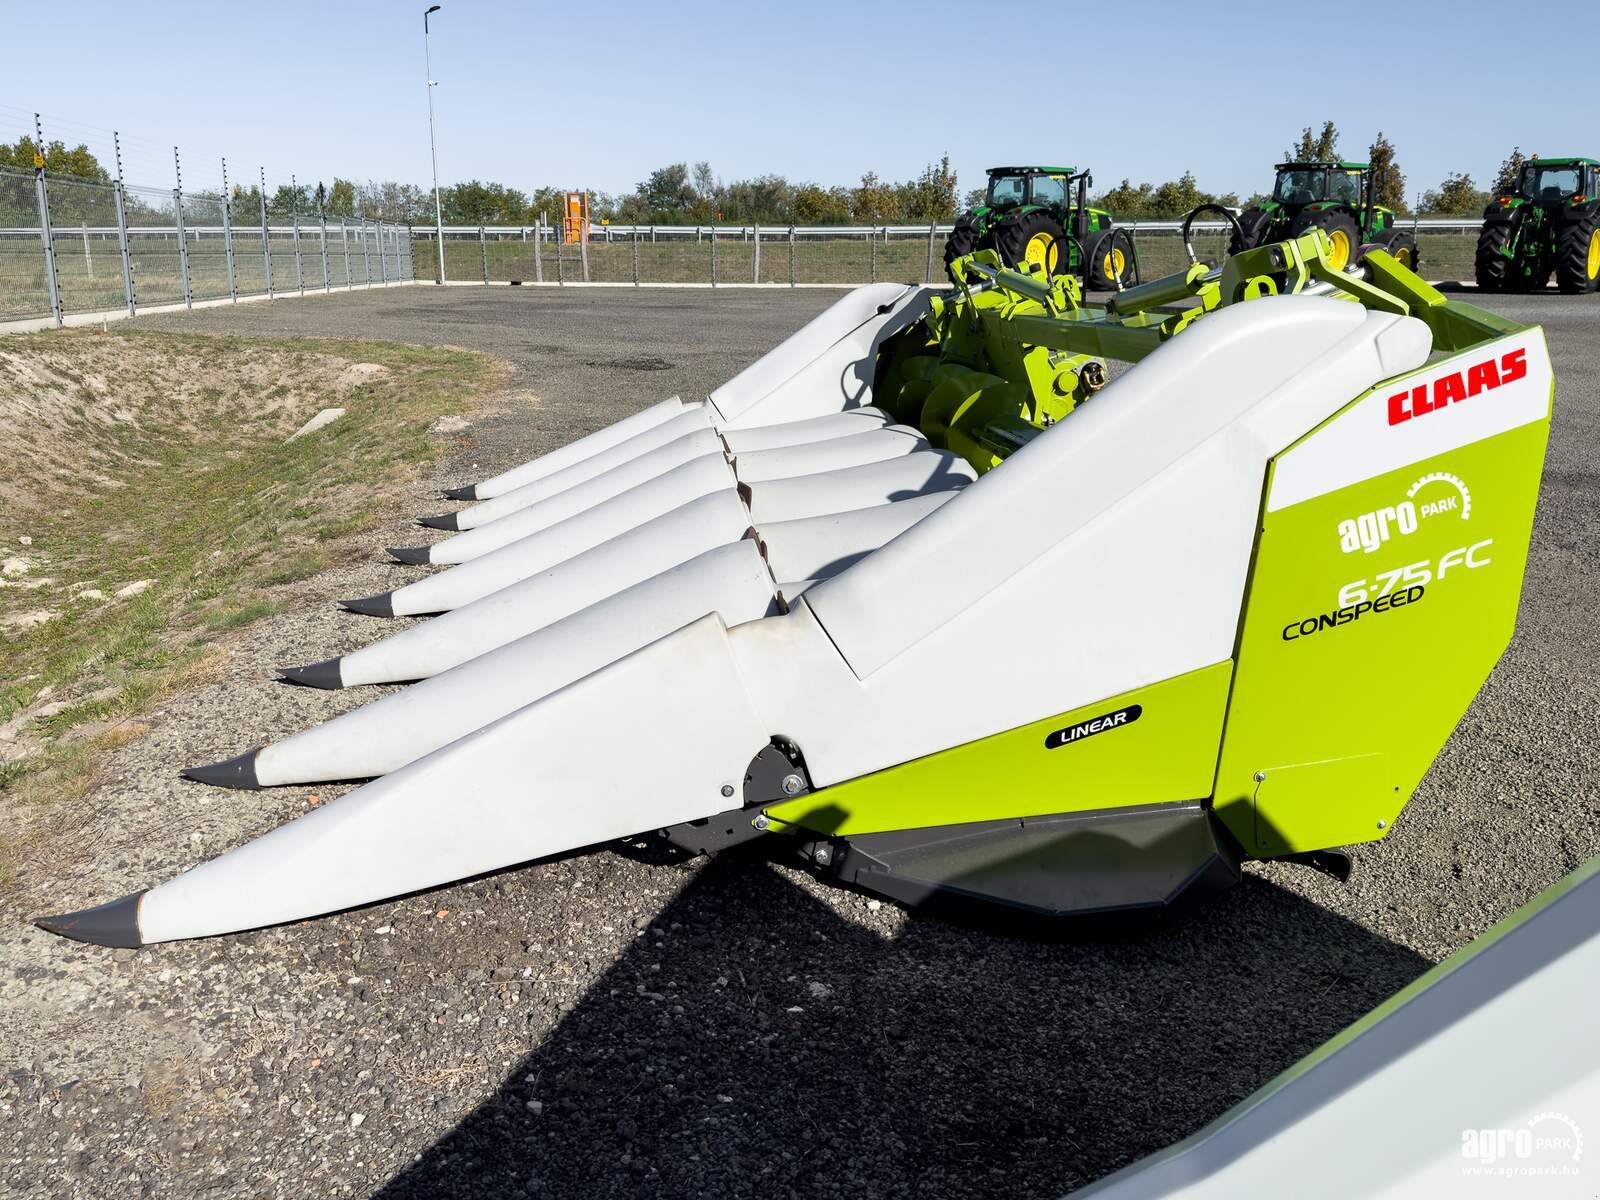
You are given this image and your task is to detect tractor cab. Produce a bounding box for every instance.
[1509,158,1600,202]
[1271,162,1367,209]
[984,166,1079,211]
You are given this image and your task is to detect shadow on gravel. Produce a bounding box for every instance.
[378,853,1428,1200]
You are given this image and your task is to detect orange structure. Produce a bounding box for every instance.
[562,191,589,243]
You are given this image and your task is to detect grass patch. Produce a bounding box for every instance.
[203,597,283,633]
[0,327,505,860]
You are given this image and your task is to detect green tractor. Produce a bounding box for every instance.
[1230,161,1415,272]
[944,166,1131,290]
[1474,157,1600,294]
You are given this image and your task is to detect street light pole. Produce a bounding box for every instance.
[424,5,445,284]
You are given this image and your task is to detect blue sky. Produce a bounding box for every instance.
[4,0,1596,203]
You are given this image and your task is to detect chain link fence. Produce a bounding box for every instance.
[0,163,416,326]
[411,217,1486,291]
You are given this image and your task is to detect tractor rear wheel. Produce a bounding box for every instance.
[1229,208,1274,256]
[1384,229,1419,273]
[1474,222,1513,292]
[942,214,981,285]
[1289,209,1361,271]
[1555,212,1600,294]
[994,211,1068,280]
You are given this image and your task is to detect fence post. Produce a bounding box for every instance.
[113,180,135,316]
[710,225,718,287]
[407,223,417,282]
[556,230,565,285]
[632,231,640,286]
[33,176,63,326]
[221,195,237,302]
[579,221,590,282]
[171,146,192,310]
[340,218,351,287]
[869,227,877,284]
[534,220,543,283]
[174,190,193,311]
[289,176,306,294]
[317,193,330,292]
[79,223,93,278]
[650,224,656,244]
[377,220,389,285]
[479,215,489,284]
[789,224,796,287]
[752,224,761,283]
[362,218,373,285]
[111,133,136,316]
[924,221,936,284]
[218,158,237,302]
[258,170,274,299]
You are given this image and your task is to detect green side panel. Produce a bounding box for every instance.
[1214,418,1551,857]
[765,663,1233,838]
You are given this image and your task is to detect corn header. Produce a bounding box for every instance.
[38,221,1553,947]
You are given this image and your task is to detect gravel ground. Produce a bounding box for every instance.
[2,285,1597,1199]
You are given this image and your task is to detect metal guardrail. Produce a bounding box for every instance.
[398,216,1492,290]
[407,218,1486,239]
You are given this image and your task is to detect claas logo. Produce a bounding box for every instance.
[1388,348,1527,426]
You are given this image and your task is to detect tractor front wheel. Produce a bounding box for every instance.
[1085,228,1134,290]
[994,211,1068,280]
[1474,222,1513,292]
[943,214,981,285]
[1289,209,1361,270]
[1384,229,1419,273]
[1555,212,1600,295]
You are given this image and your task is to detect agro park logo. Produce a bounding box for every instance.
[1338,472,1472,555]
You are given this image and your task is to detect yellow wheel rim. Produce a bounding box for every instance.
[1102,247,1126,280]
[1586,229,1600,280]
[1395,245,1412,268]
[1024,232,1057,275]
[1326,228,1351,270]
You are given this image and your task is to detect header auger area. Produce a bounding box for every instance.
[36,228,1552,948]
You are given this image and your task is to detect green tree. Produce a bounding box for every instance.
[230,183,265,218]
[718,175,793,223]
[354,180,431,222]
[1091,172,1237,220]
[268,182,312,217]
[1094,179,1155,220]
[0,134,109,181]
[1367,132,1407,214]
[638,162,695,219]
[792,183,852,224]
[897,154,958,221]
[1494,147,1530,192]
[526,186,568,226]
[440,180,529,224]
[1286,121,1340,162]
[1419,171,1489,216]
[851,172,900,223]
[325,177,357,217]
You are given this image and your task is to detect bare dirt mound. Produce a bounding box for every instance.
[0,335,386,516]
